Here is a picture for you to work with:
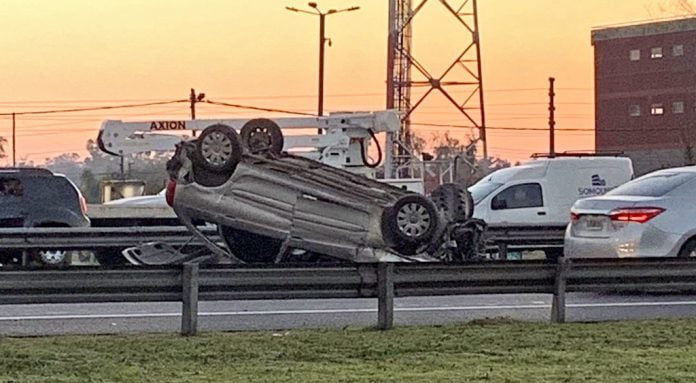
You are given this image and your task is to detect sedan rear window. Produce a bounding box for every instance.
[606,172,694,197]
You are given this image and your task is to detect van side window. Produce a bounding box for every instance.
[491,183,542,210]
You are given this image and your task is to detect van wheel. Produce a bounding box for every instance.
[678,239,696,258]
[430,183,474,223]
[240,118,284,155]
[193,124,242,174]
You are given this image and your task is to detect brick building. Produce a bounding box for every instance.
[592,17,696,175]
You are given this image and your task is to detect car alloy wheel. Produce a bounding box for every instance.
[39,250,66,265]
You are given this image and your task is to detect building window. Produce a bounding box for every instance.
[650,104,664,115]
[629,105,641,117]
[673,101,685,114]
[630,49,641,61]
[651,47,663,59]
[673,44,684,56]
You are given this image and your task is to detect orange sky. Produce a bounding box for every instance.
[0,0,692,164]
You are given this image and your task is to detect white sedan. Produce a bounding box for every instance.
[565,166,696,258]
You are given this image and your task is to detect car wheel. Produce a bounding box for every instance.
[37,250,68,266]
[193,124,242,174]
[219,226,283,263]
[94,249,128,266]
[544,248,564,263]
[240,118,284,155]
[384,195,439,247]
[430,183,474,223]
[678,239,696,258]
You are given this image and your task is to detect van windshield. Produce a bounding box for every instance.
[469,182,503,203]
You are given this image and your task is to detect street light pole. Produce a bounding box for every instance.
[286,2,360,134]
[318,13,325,118]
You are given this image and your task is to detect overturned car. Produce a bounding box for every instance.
[156,119,484,264]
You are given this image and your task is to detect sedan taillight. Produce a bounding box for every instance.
[570,211,580,221]
[165,179,176,207]
[608,207,664,224]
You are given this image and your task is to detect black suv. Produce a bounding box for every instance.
[0,168,90,266]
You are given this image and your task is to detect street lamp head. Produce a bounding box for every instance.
[308,2,318,8]
[285,6,298,12]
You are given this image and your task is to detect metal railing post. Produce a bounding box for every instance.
[550,257,570,324]
[181,263,200,336]
[377,263,395,330]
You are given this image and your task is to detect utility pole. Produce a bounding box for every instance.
[12,112,16,167]
[189,88,205,137]
[548,77,556,157]
[286,2,360,134]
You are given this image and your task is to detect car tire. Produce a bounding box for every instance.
[34,249,68,267]
[430,183,474,223]
[678,238,696,258]
[219,226,283,263]
[240,118,284,155]
[383,195,439,247]
[544,248,564,263]
[193,124,242,175]
[94,249,128,266]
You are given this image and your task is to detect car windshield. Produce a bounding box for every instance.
[606,172,695,197]
[469,182,503,203]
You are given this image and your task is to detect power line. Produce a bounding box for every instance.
[0,100,188,117]
[205,100,315,116]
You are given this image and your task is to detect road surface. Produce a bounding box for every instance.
[2,292,696,336]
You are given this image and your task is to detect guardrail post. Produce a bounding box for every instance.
[550,257,570,324]
[181,263,199,336]
[497,242,508,260]
[377,263,395,330]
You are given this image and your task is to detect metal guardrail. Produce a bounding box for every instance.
[2,257,696,335]
[0,225,565,252]
[0,226,219,250]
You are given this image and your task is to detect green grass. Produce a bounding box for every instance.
[3,319,696,382]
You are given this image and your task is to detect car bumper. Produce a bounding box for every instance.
[564,223,682,258]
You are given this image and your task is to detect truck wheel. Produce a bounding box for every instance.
[240,118,284,155]
[219,226,283,263]
[430,183,474,223]
[193,124,242,174]
[384,195,439,246]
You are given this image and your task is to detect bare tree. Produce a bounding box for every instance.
[0,136,6,159]
[648,0,696,16]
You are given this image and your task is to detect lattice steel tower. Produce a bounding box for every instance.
[385,0,487,178]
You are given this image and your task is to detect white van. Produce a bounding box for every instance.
[469,156,634,227]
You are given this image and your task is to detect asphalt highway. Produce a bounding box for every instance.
[3,292,696,336]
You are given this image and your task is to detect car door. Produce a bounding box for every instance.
[0,177,27,227]
[486,182,547,226]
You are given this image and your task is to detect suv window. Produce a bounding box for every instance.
[0,178,24,197]
[491,183,543,210]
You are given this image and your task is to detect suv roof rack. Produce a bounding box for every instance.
[530,151,624,159]
[0,167,54,176]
